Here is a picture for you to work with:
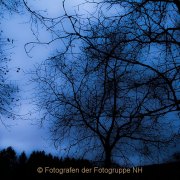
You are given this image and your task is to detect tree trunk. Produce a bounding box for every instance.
[104,148,112,167]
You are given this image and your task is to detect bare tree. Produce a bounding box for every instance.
[32,25,178,166]
[25,0,179,166]
[0,1,20,124]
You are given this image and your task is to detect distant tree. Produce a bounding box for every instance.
[19,151,27,165]
[0,146,17,173]
[28,150,47,166]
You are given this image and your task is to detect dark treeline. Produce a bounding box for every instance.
[0,147,180,179]
[0,146,91,178]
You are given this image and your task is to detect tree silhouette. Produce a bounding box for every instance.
[0,146,17,175]
[33,29,178,166]
[19,151,27,165]
[0,0,20,124]
[24,0,179,166]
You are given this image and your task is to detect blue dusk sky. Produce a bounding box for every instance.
[0,0,179,166]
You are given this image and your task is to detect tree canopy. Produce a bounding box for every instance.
[27,0,180,166]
